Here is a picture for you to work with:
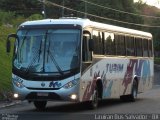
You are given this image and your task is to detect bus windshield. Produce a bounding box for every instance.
[13,28,81,75]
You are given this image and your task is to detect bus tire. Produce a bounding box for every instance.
[120,80,138,102]
[89,85,99,109]
[129,79,138,102]
[34,101,47,111]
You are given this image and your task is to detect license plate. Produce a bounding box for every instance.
[37,92,48,97]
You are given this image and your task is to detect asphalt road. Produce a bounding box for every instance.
[0,66,160,120]
[0,84,160,120]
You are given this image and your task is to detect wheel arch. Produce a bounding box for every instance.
[132,75,139,95]
[133,75,139,87]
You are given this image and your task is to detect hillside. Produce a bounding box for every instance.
[0,9,43,98]
[0,0,160,99]
[0,26,16,98]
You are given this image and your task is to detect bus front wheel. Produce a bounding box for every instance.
[34,101,47,111]
[89,85,99,109]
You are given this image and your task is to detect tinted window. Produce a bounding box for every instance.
[83,34,92,61]
[115,35,126,56]
[135,38,143,57]
[148,39,153,57]
[93,30,103,54]
[126,36,135,56]
[143,39,149,57]
[105,32,115,55]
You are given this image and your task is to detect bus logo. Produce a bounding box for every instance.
[49,81,62,88]
[41,82,45,87]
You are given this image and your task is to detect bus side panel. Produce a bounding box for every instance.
[79,57,153,102]
[79,57,127,102]
[119,58,153,96]
[139,58,153,92]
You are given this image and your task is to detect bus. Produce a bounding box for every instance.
[6,18,154,110]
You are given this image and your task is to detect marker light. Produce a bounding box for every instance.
[14,93,19,98]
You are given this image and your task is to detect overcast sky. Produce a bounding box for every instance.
[134,0,160,8]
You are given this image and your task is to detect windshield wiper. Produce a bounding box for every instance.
[47,39,64,76]
[38,39,42,62]
[18,31,29,63]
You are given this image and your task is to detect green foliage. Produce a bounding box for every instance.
[0,10,26,27]
[0,13,43,96]
[0,0,42,17]
[11,16,26,27]
[0,26,16,92]
[27,14,43,21]
[0,11,15,25]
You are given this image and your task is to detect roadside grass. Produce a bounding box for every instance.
[0,26,16,99]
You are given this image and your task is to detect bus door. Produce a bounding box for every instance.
[82,30,92,72]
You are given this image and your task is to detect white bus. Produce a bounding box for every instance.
[7,18,154,110]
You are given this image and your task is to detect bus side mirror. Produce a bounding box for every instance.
[6,40,11,53]
[89,39,94,51]
[6,34,18,53]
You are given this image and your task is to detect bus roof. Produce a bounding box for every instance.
[20,18,152,38]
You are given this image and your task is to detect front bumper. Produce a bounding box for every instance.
[13,83,80,102]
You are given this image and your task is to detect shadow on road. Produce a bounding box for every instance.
[27,98,144,113]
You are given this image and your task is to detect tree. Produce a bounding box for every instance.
[0,0,42,17]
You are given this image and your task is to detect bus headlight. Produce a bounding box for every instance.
[63,79,79,89]
[13,76,24,88]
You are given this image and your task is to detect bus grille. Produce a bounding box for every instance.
[25,92,62,100]
[26,87,60,90]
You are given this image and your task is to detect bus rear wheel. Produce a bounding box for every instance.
[89,85,99,109]
[34,101,47,111]
[129,80,138,102]
[121,80,138,102]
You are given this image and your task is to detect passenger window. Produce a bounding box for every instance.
[105,32,115,55]
[135,38,143,57]
[126,36,135,56]
[115,35,126,56]
[93,30,103,54]
[143,39,149,57]
[148,39,153,57]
